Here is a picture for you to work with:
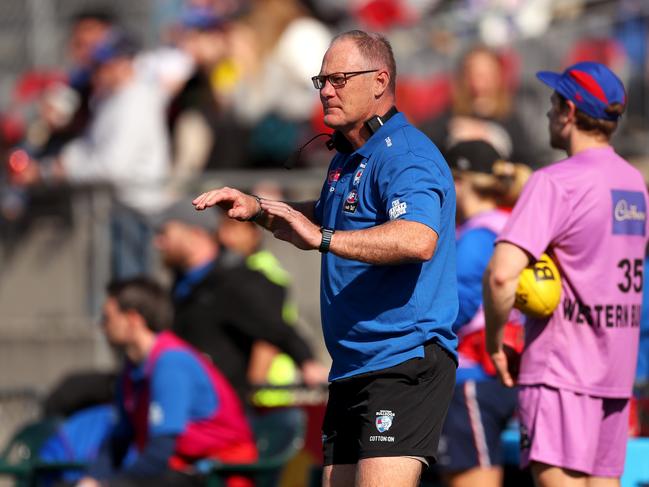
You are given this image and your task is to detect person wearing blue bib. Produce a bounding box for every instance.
[193,30,458,487]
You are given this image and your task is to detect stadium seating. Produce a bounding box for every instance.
[206,407,306,487]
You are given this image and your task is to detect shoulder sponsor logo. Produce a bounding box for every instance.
[388,199,407,220]
[615,200,645,221]
[385,137,392,147]
[612,190,646,236]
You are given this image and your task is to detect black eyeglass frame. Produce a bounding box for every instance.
[311,69,379,90]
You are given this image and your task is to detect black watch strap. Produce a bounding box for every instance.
[319,227,335,253]
[248,194,263,222]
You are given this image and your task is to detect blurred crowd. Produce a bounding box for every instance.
[0,1,647,262]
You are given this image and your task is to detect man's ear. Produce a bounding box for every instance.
[564,99,577,123]
[125,309,146,332]
[374,70,390,98]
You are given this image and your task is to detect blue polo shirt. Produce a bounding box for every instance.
[314,112,458,381]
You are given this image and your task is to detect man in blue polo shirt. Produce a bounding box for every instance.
[193,29,457,487]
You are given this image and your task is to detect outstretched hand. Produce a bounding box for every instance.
[193,187,259,221]
[260,200,321,251]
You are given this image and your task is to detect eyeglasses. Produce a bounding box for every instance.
[311,70,378,90]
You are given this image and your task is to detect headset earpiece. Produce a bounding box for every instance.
[329,106,399,154]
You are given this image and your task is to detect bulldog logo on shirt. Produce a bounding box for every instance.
[344,190,359,213]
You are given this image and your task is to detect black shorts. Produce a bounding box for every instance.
[322,341,456,466]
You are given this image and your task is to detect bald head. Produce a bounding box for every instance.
[330,30,396,95]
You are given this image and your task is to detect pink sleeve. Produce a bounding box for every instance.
[496,171,570,259]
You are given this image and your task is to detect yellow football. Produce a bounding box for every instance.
[514,253,562,318]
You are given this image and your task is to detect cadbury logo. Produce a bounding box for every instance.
[615,200,646,222]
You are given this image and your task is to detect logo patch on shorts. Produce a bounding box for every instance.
[612,190,646,235]
[375,409,395,433]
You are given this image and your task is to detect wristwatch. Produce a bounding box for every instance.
[319,227,335,253]
[248,194,263,222]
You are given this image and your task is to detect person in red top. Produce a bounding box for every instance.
[77,277,257,487]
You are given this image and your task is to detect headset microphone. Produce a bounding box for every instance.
[284,132,334,170]
[283,106,398,170]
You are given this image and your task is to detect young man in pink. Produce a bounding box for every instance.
[483,61,648,487]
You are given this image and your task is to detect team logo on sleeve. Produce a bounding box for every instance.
[388,199,407,220]
[612,190,646,236]
[375,410,395,433]
[343,190,359,213]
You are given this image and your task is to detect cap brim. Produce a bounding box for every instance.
[536,71,562,91]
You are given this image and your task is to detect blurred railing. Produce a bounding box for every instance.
[0,168,330,402]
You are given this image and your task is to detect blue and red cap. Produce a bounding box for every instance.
[536,61,626,121]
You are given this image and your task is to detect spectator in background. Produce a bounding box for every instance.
[419,45,538,166]
[168,6,248,183]
[436,140,528,487]
[230,0,330,168]
[216,182,308,406]
[64,8,116,142]
[11,32,171,279]
[59,32,171,278]
[153,198,328,403]
[78,277,257,487]
[1,9,114,222]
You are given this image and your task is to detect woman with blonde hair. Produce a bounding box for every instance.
[436,139,530,487]
[420,45,539,167]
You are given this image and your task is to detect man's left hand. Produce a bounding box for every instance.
[260,200,322,250]
[489,349,515,388]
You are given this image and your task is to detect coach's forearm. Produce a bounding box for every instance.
[328,220,437,265]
